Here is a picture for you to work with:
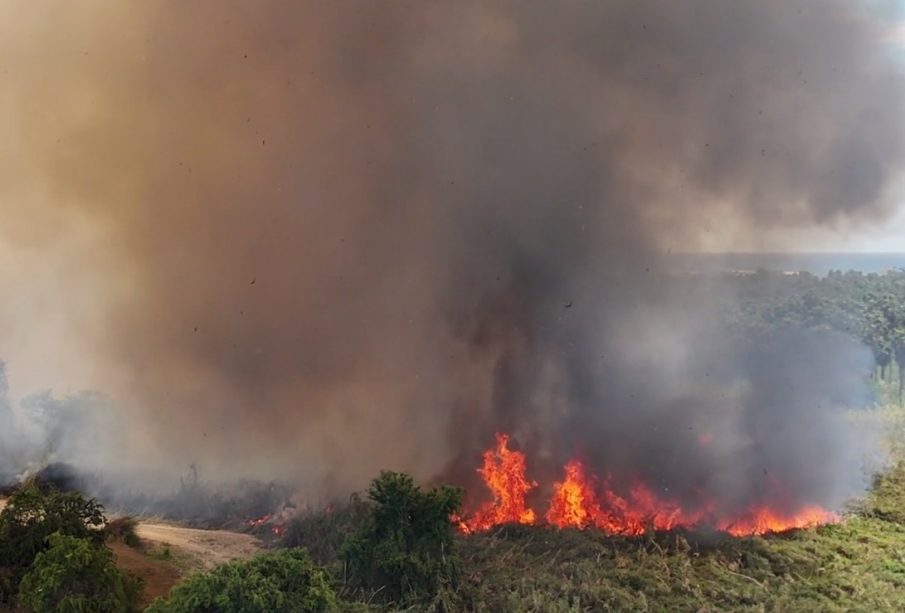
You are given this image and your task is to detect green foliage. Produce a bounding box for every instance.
[0,483,106,601]
[146,548,337,613]
[17,532,142,613]
[341,471,462,606]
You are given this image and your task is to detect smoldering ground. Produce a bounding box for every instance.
[0,1,902,511]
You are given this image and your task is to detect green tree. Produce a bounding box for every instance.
[342,471,462,606]
[16,532,142,613]
[0,483,105,601]
[146,548,337,613]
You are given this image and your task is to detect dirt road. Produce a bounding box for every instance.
[2,496,261,568]
[135,521,263,570]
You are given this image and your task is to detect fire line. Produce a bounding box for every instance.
[456,433,838,537]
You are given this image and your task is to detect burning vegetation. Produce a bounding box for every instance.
[457,433,837,536]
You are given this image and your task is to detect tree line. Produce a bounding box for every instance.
[720,268,905,403]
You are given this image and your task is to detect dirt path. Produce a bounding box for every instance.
[109,541,182,607]
[135,521,263,571]
[116,521,264,604]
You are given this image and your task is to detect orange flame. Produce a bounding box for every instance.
[546,460,601,528]
[244,513,286,536]
[457,434,839,537]
[458,433,537,533]
[715,505,837,536]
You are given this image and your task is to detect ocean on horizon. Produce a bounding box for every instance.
[672,253,905,276]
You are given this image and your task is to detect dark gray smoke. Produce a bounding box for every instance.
[0,1,902,509]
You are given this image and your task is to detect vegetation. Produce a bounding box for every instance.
[721,269,905,403]
[340,471,463,607]
[0,482,143,611]
[146,548,337,613]
[281,494,371,566]
[0,482,107,603]
[267,441,905,612]
[447,504,905,611]
[17,532,142,613]
[107,515,142,548]
[263,410,905,612]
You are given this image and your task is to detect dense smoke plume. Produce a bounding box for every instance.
[1,1,903,511]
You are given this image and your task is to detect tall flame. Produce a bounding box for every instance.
[458,433,537,533]
[459,435,839,536]
[546,460,600,528]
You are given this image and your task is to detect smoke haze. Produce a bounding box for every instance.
[1,1,903,508]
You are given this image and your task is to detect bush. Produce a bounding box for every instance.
[280,494,371,566]
[106,516,142,548]
[0,483,106,601]
[146,548,337,613]
[17,532,142,612]
[341,471,462,605]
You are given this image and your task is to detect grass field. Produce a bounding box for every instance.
[432,409,905,612]
[448,505,905,611]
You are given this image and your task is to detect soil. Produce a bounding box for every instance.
[109,541,182,608]
[135,521,263,570]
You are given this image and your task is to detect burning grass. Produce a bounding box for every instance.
[442,413,905,611]
[456,432,839,538]
[451,517,905,612]
[261,410,905,611]
[276,486,905,612]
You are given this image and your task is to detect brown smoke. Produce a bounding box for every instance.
[1,2,903,501]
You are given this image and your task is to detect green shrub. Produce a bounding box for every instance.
[341,471,462,606]
[146,548,337,613]
[17,532,142,612]
[0,483,106,601]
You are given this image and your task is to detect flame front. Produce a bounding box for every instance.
[458,433,537,533]
[716,505,837,536]
[458,434,839,537]
[546,460,599,528]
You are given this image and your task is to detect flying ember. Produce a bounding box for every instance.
[457,434,839,537]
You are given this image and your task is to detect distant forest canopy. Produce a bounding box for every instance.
[717,268,905,402]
